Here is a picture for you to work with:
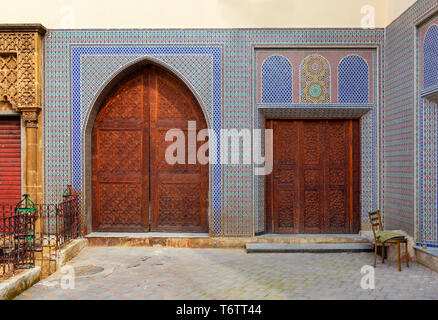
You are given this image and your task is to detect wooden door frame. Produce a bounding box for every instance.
[265,117,362,234]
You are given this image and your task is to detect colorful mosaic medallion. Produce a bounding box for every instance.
[300,55,330,103]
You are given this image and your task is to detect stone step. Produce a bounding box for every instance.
[256,234,368,244]
[246,243,373,253]
[86,232,368,248]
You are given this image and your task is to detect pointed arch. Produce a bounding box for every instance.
[83,57,211,140]
[300,54,331,104]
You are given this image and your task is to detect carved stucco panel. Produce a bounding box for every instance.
[0,32,37,112]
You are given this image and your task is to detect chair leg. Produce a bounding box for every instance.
[406,242,409,268]
[382,244,385,264]
[374,243,377,268]
[397,242,401,272]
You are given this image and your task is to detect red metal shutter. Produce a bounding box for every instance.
[0,117,21,205]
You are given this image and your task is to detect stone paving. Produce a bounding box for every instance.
[15,247,438,300]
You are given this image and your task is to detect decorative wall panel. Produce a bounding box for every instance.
[69,46,222,235]
[300,55,331,104]
[419,99,437,245]
[256,49,375,105]
[423,24,438,90]
[44,29,384,237]
[261,55,293,104]
[0,33,37,110]
[338,55,369,104]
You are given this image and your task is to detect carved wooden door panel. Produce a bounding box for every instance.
[148,65,209,232]
[267,120,300,233]
[92,64,208,233]
[92,70,149,232]
[325,120,350,233]
[323,120,361,233]
[267,119,360,234]
[300,121,325,234]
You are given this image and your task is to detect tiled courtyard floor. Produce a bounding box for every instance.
[15,247,438,300]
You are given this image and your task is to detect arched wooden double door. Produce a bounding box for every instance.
[92,64,209,233]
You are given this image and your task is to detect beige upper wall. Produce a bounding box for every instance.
[0,0,418,28]
[387,0,418,24]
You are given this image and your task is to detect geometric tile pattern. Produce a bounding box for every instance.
[419,19,438,247]
[338,55,369,104]
[70,46,222,235]
[360,110,378,223]
[37,5,438,246]
[419,99,438,245]
[261,55,293,103]
[255,49,375,105]
[423,24,438,90]
[80,54,214,123]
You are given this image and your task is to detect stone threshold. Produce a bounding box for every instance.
[258,233,366,241]
[246,243,373,253]
[86,232,210,238]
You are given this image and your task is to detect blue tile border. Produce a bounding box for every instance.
[70,45,223,234]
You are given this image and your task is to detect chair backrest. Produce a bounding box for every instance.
[368,210,383,240]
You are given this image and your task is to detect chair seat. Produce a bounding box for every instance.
[375,237,407,244]
[376,231,406,243]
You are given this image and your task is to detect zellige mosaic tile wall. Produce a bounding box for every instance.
[44,29,384,236]
[385,0,438,246]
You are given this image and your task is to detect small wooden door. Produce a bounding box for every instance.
[266,119,360,234]
[92,65,208,233]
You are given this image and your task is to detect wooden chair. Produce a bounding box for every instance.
[369,210,409,272]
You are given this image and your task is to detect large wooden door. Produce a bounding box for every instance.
[266,119,360,234]
[92,65,208,233]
